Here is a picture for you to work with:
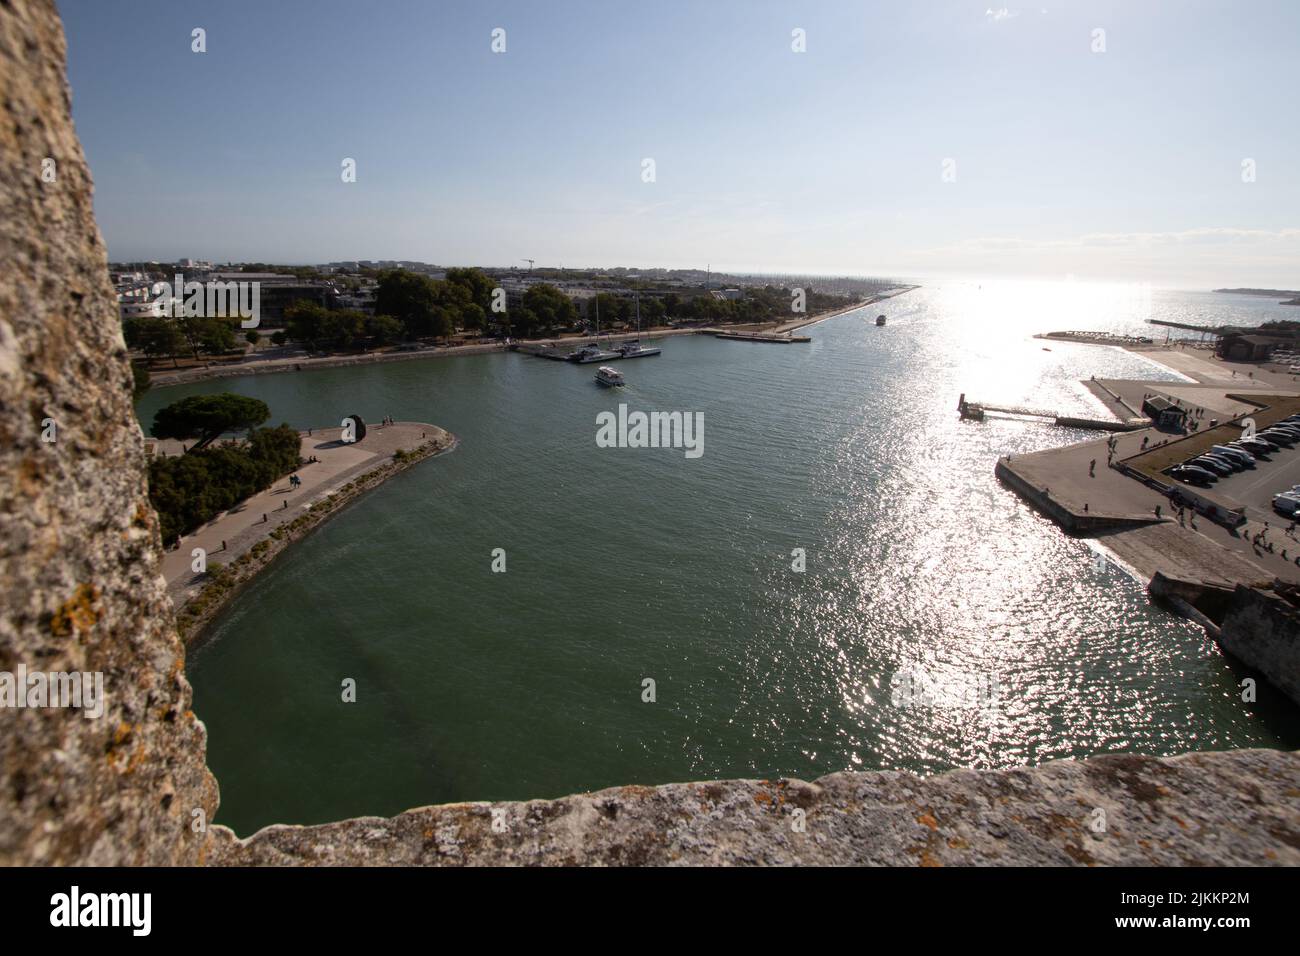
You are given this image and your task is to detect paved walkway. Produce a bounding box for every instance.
[159,421,446,604]
[1002,340,1300,586]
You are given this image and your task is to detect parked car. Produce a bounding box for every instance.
[1170,465,1216,485]
[1236,438,1277,454]
[1274,495,1300,516]
[1211,445,1255,466]
[1200,453,1242,472]
[1259,430,1297,446]
[1229,441,1270,458]
[1189,457,1232,476]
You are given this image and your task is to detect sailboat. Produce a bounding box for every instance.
[568,294,618,363]
[617,296,662,358]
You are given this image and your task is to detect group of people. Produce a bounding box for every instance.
[1237,519,1300,566]
[380,415,396,426]
[288,473,302,490]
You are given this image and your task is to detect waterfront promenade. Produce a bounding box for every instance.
[998,341,1300,588]
[157,421,451,609]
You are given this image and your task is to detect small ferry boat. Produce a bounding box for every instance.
[875,314,887,326]
[595,366,625,387]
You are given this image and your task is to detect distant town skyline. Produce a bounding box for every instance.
[61,0,1299,288]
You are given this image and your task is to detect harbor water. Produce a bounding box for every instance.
[135,281,1300,835]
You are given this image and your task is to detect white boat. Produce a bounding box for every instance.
[595,366,625,387]
[568,294,620,362]
[617,297,662,357]
[569,342,619,363]
[617,340,661,358]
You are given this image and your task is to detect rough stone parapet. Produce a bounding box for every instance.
[207,750,1300,866]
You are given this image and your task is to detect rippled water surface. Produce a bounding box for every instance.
[137,282,1300,835]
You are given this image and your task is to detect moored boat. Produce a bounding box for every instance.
[617,340,661,358]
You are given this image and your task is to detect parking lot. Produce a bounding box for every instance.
[1205,436,1300,521]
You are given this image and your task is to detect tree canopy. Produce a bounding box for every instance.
[151,393,271,450]
[148,424,301,543]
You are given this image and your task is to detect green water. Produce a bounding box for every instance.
[138,282,1300,835]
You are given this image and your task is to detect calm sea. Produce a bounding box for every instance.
[135,280,1300,835]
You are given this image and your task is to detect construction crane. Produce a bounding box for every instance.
[521,258,535,273]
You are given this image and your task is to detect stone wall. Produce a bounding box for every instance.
[1,0,1298,868]
[1219,585,1300,707]
[208,750,1300,866]
[0,0,217,866]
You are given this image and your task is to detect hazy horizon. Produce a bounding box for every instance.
[61,0,1299,288]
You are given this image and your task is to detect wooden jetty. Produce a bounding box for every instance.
[513,342,575,361]
[714,331,811,344]
[958,393,1147,432]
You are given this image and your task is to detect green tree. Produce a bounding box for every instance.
[151,393,271,450]
[245,330,261,349]
[125,317,188,366]
[366,314,404,346]
[375,270,439,339]
[446,267,495,312]
[270,330,289,347]
[285,300,331,350]
[459,303,487,332]
[639,297,666,326]
[147,423,301,542]
[522,284,578,333]
[197,318,238,355]
[430,305,456,341]
[321,308,366,350]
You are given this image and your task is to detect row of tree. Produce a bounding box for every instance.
[123,314,256,365]
[123,268,856,365]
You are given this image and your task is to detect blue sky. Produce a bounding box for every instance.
[59,0,1299,287]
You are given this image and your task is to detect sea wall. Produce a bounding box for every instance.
[1219,585,1300,707]
[994,459,1155,533]
[1,0,1298,868]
